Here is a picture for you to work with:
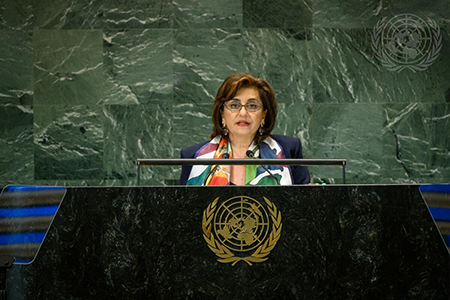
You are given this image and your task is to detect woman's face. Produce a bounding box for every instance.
[221,87,267,143]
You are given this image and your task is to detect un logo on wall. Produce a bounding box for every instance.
[202,196,281,266]
[372,14,442,72]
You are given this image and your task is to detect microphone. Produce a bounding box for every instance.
[203,152,229,185]
[246,150,280,185]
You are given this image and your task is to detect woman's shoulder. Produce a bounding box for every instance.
[270,134,301,146]
[269,134,303,158]
[181,141,209,158]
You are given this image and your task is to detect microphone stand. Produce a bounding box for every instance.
[246,151,281,185]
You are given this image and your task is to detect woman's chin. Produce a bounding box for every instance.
[229,130,257,141]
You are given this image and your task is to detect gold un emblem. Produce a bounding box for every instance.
[202,196,282,266]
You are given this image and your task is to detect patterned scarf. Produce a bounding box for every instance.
[186,136,293,186]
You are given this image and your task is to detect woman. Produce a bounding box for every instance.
[179,73,310,185]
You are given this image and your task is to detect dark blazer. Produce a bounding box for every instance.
[179,134,311,185]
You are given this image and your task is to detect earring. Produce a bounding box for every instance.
[259,123,264,136]
[223,124,229,136]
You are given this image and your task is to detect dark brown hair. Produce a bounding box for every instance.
[210,73,278,145]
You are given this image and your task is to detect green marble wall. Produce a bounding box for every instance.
[0,0,449,186]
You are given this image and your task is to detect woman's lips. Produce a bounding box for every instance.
[236,120,250,126]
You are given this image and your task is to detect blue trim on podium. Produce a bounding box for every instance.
[3,185,66,192]
[0,232,46,245]
[428,207,450,222]
[420,184,450,193]
[0,206,59,218]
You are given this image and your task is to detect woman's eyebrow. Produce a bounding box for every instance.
[230,97,259,101]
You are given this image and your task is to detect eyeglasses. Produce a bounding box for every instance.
[223,100,263,112]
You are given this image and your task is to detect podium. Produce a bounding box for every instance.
[6,185,449,299]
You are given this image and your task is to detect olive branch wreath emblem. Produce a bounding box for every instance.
[372,15,442,72]
[202,196,282,266]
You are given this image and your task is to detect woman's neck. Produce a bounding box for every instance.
[229,135,253,158]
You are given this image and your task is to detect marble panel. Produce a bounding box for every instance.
[272,102,313,159]
[243,29,312,104]
[0,0,448,188]
[243,0,312,28]
[173,0,242,28]
[103,103,175,185]
[33,30,103,106]
[0,0,33,30]
[173,28,244,105]
[0,106,33,185]
[33,0,102,29]
[34,105,104,180]
[382,103,450,183]
[310,103,383,184]
[0,30,33,105]
[243,28,313,157]
[312,28,450,103]
[173,102,211,152]
[313,0,450,28]
[103,0,172,29]
[102,29,173,105]
[426,104,450,181]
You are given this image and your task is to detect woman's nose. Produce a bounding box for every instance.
[238,105,248,116]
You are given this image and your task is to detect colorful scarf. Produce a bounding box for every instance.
[186,136,293,186]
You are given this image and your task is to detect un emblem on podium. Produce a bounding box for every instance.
[202,196,282,266]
